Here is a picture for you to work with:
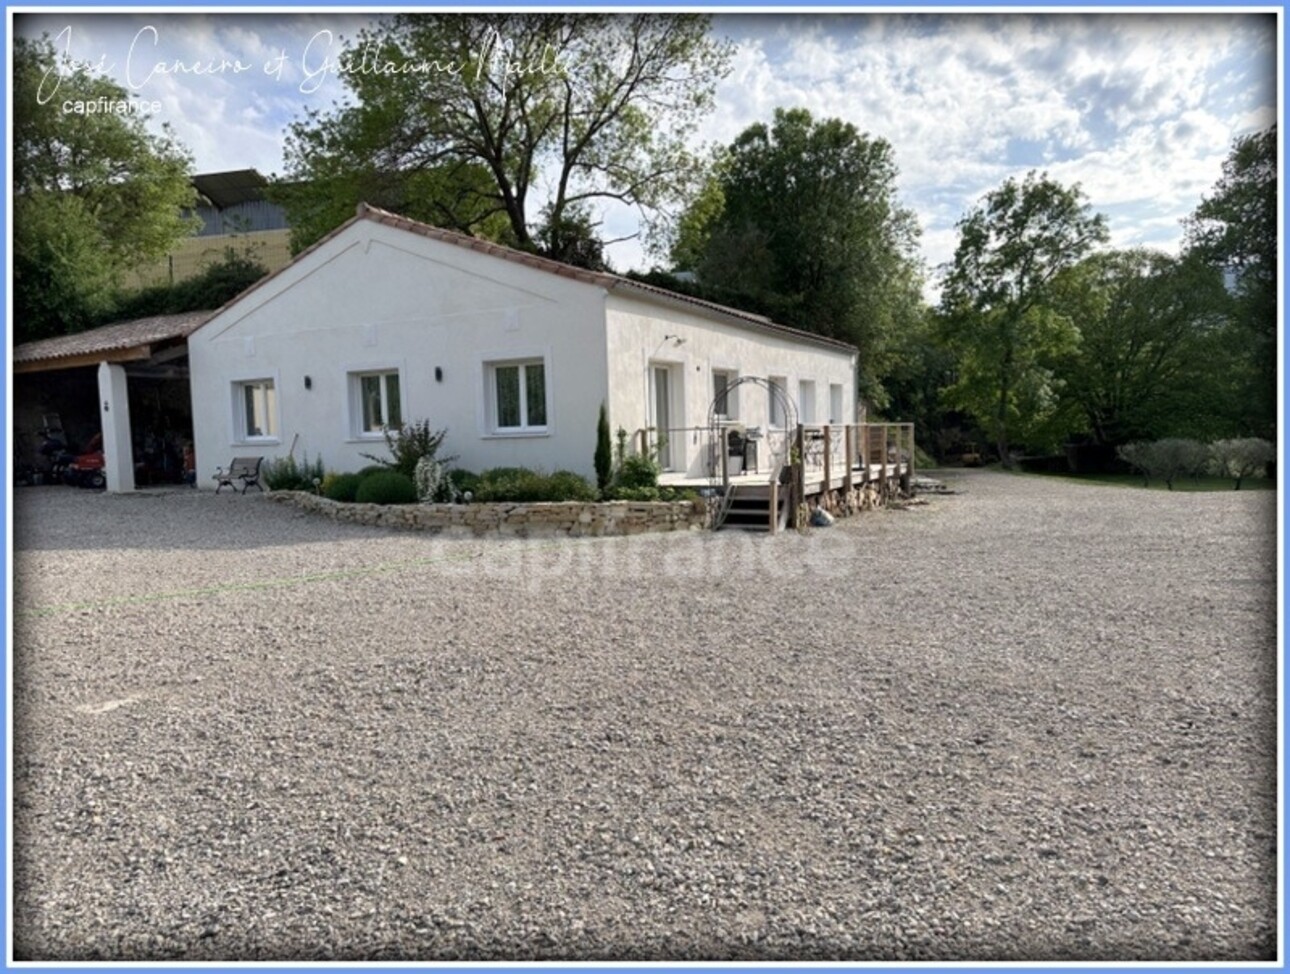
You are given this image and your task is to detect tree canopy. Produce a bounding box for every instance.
[14,35,198,343]
[670,107,925,405]
[939,171,1109,461]
[1050,250,1228,445]
[1185,125,1277,438]
[278,14,733,262]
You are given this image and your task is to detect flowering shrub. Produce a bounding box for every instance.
[414,455,458,503]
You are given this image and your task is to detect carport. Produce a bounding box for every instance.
[13,311,211,492]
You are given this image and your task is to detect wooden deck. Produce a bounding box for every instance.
[658,462,909,496]
[646,422,916,532]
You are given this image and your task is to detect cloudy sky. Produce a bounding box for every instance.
[15,11,1277,296]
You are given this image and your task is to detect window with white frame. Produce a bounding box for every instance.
[769,376,788,427]
[799,380,817,424]
[713,369,738,419]
[351,369,402,436]
[487,359,548,432]
[829,383,844,424]
[235,379,278,441]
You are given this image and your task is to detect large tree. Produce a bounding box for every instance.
[1184,125,1277,438]
[1051,250,1229,445]
[279,14,732,262]
[675,108,924,405]
[14,35,198,343]
[939,171,1109,463]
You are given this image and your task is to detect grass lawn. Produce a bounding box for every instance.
[1022,469,1277,492]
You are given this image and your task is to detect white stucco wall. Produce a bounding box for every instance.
[604,292,858,478]
[189,219,610,485]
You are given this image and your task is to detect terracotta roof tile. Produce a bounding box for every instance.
[13,310,213,365]
[355,204,856,354]
[194,203,857,356]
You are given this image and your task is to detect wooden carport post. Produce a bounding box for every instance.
[843,425,854,494]
[879,425,889,498]
[794,423,806,513]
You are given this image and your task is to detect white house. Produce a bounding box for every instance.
[188,204,858,487]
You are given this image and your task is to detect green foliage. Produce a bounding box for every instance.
[939,170,1109,464]
[1210,438,1276,490]
[604,486,660,501]
[13,36,200,343]
[478,467,533,482]
[594,403,613,492]
[1115,439,1209,490]
[361,419,450,479]
[602,485,696,502]
[666,169,726,272]
[280,14,732,261]
[1185,126,1277,440]
[263,453,326,491]
[673,108,924,405]
[616,452,661,490]
[108,246,269,323]
[1049,250,1228,446]
[472,468,597,503]
[448,468,481,496]
[354,471,418,505]
[323,472,364,502]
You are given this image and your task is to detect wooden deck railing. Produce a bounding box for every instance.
[635,422,915,486]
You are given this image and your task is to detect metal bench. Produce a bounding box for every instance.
[214,456,264,494]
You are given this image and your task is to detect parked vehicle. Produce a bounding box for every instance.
[37,422,75,484]
[65,434,106,489]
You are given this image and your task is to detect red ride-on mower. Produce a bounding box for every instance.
[66,433,106,489]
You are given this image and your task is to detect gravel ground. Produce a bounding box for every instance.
[11,471,1278,961]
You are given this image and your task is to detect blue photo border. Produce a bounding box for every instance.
[2,2,1283,973]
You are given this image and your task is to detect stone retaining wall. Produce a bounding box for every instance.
[268,491,708,537]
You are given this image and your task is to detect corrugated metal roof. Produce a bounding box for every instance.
[192,169,269,209]
[13,310,213,366]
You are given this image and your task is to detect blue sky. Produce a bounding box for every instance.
[15,11,1278,297]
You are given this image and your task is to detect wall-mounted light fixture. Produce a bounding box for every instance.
[435,367,443,382]
[304,375,313,390]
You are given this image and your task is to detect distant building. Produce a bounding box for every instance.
[121,169,294,290]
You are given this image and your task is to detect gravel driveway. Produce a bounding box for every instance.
[12,472,1278,961]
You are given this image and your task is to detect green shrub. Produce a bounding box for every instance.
[594,403,613,492]
[354,471,417,505]
[659,487,699,502]
[323,472,364,502]
[449,468,480,495]
[1211,438,1276,490]
[358,465,388,478]
[414,456,461,503]
[604,484,697,502]
[473,467,596,503]
[479,466,533,482]
[547,470,598,502]
[605,485,660,501]
[362,419,451,478]
[263,453,325,491]
[616,452,660,490]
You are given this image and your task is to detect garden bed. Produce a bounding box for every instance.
[268,491,707,537]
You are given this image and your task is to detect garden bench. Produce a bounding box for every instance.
[214,456,264,494]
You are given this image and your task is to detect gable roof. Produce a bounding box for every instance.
[202,203,857,356]
[13,310,213,373]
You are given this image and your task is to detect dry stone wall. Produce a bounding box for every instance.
[268,491,707,537]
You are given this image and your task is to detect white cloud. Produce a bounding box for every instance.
[15,11,1275,290]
